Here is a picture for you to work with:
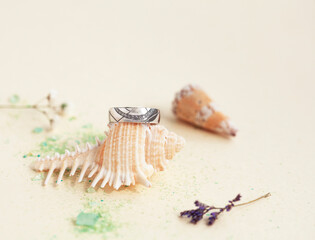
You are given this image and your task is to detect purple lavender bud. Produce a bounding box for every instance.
[207,211,219,225]
[225,205,232,211]
[232,194,241,202]
[187,211,193,217]
[207,217,216,225]
[211,212,217,217]
[180,211,189,216]
[186,208,204,224]
[194,200,208,209]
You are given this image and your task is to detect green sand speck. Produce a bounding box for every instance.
[82,123,93,129]
[87,187,96,193]
[68,116,77,121]
[33,127,44,134]
[8,94,20,104]
[31,172,44,181]
[74,200,117,238]
[76,212,100,226]
[49,234,57,240]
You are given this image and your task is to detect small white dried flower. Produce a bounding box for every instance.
[47,89,58,105]
[58,101,73,116]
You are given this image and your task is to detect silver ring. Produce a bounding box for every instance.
[109,107,160,124]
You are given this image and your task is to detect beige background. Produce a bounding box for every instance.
[0,1,314,239]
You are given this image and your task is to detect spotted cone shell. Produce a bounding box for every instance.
[33,123,185,190]
[173,84,237,136]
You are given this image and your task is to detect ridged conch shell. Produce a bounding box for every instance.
[32,123,185,190]
[173,84,237,136]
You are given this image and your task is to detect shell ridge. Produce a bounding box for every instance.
[111,123,121,187]
[123,123,130,185]
[113,123,123,189]
[102,124,114,188]
[119,122,126,185]
[134,125,149,187]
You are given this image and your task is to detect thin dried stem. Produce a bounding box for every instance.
[0,105,35,109]
[0,104,49,109]
[205,193,271,211]
[0,104,54,129]
[0,93,68,131]
[234,192,271,207]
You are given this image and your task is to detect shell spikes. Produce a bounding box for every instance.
[32,123,185,190]
[32,137,104,185]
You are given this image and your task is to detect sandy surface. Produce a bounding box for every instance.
[0,1,314,239]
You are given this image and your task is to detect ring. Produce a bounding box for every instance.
[109,107,160,124]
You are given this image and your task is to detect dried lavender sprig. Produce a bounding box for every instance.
[180,192,271,226]
[0,91,70,130]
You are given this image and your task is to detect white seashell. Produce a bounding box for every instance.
[33,123,185,190]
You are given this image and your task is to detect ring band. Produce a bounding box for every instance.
[109,107,160,124]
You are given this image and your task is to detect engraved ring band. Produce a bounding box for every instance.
[109,107,160,124]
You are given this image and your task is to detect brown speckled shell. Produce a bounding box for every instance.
[173,84,237,136]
